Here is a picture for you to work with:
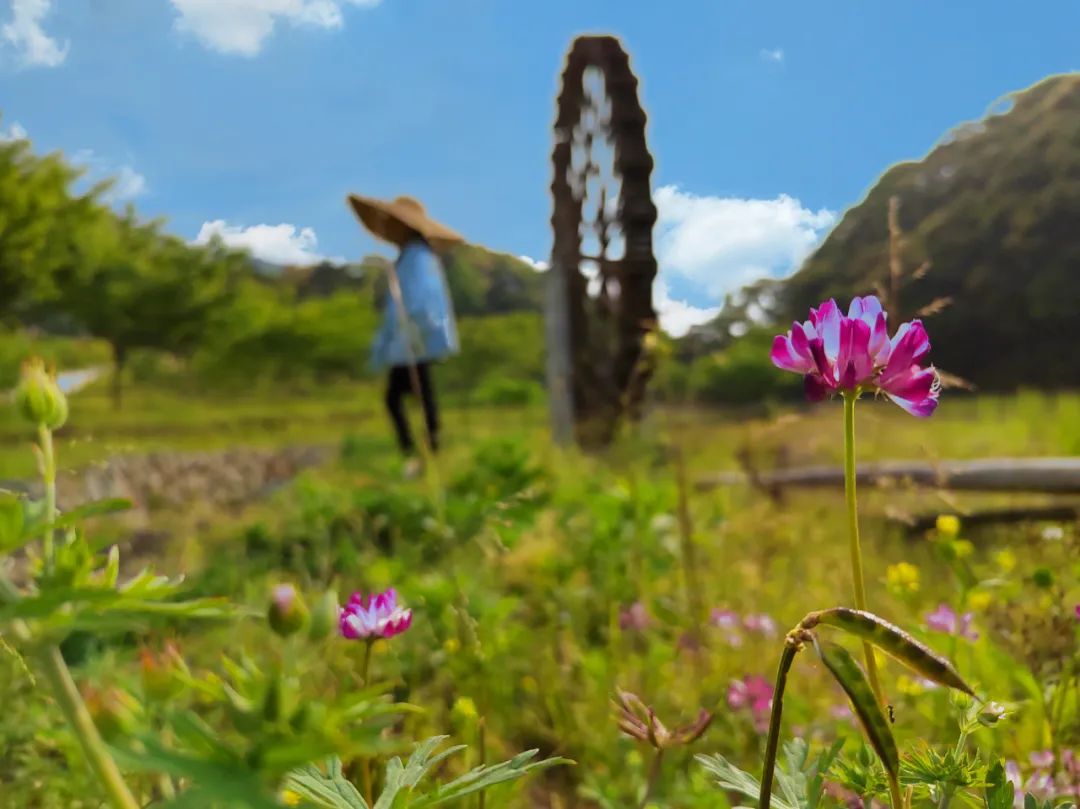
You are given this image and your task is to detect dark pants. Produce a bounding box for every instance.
[385,362,439,455]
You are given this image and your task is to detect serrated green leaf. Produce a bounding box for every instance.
[283,758,369,809]
[814,639,899,782]
[984,761,1015,809]
[810,608,974,695]
[695,754,801,809]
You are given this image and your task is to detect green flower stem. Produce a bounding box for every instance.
[39,646,140,809]
[361,640,375,807]
[637,748,664,809]
[38,424,56,573]
[842,393,884,706]
[759,639,800,808]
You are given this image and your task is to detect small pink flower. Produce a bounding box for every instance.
[1030,750,1055,769]
[728,675,774,732]
[1074,603,1080,621]
[743,613,778,637]
[339,588,413,641]
[710,608,744,646]
[925,603,979,640]
[771,295,939,417]
[619,602,652,632]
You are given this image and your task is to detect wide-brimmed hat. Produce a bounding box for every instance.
[346,193,464,248]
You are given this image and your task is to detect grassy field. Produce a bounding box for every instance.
[0,382,1076,807]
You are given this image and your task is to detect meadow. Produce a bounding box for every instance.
[0,371,1076,808]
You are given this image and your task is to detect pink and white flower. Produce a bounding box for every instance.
[771,295,939,417]
[339,588,413,641]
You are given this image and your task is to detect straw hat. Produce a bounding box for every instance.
[346,193,464,248]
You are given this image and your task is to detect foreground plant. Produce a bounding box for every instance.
[696,607,975,809]
[771,295,940,702]
[0,359,230,808]
[614,688,713,808]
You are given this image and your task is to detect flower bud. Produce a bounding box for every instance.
[308,589,339,641]
[83,685,140,741]
[140,642,187,701]
[268,584,308,637]
[978,701,1009,727]
[13,358,68,430]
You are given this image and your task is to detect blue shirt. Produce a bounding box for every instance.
[370,240,459,371]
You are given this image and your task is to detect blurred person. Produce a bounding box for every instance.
[347,194,463,478]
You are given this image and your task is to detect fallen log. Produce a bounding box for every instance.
[695,458,1080,495]
[894,505,1078,535]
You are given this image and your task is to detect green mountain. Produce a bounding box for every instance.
[778,73,1080,389]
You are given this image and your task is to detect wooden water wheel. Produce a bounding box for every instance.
[545,35,659,449]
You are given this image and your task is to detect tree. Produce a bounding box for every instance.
[55,210,240,406]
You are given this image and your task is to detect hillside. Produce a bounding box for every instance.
[253,245,544,316]
[779,73,1080,389]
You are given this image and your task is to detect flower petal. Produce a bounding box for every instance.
[837,317,873,389]
[881,365,939,417]
[884,320,931,374]
[810,299,842,361]
[804,373,830,401]
[770,333,813,374]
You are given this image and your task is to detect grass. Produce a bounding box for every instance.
[0,382,1076,807]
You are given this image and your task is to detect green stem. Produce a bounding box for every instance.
[38,646,140,809]
[39,424,56,573]
[637,748,664,809]
[760,640,801,809]
[842,393,883,705]
[360,640,375,807]
[888,776,904,809]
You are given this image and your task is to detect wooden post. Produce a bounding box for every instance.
[545,259,575,446]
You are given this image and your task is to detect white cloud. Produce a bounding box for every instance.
[2,0,68,68]
[760,47,784,64]
[194,220,342,265]
[109,165,148,200]
[654,185,835,300]
[518,255,549,272]
[654,279,720,338]
[72,150,148,202]
[0,121,28,142]
[170,0,381,57]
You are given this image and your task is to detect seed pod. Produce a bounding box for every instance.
[812,608,974,695]
[815,639,899,782]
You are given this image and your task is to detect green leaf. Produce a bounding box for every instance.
[695,754,801,809]
[814,639,899,782]
[0,490,25,550]
[283,758,369,809]
[984,761,1015,809]
[810,608,974,695]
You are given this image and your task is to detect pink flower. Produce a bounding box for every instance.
[1030,750,1055,769]
[771,295,939,417]
[619,602,652,632]
[925,603,979,640]
[710,608,744,646]
[728,675,774,732]
[742,613,778,637]
[339,588,413,641]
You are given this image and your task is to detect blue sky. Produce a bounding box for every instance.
[1,1,1078,334]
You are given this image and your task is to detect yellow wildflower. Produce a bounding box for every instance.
[443,637,460,655]
[994,549,1017,573]
[935,515,961,538]
[280,789,302,807]
[886,562,921,595]
[453,696,478,720]
[967,591,993,611]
